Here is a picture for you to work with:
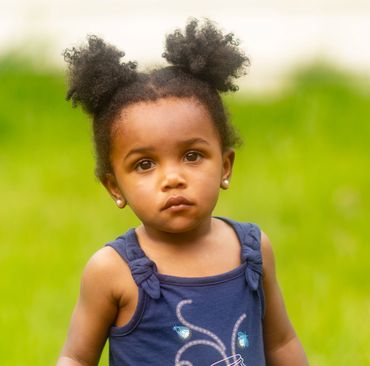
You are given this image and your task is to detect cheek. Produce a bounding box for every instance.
[192,171,222,198]
[124,178,156,202]
[192,160,223,184]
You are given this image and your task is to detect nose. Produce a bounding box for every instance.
[160,169,187,191]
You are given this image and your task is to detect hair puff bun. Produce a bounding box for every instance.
[162,18,249,92]
[63,35,137,116]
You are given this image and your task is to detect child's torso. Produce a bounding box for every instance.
[105,217,266,366]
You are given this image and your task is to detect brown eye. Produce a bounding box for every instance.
[136,160,154,171]
[184,151,202,162]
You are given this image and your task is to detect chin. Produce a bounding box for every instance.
[162,225,194,234]
[159,216,211,234]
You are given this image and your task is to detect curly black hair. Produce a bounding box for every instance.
[63,18,249,181]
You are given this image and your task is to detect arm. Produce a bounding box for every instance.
[57,248,123,366]
[261,232,309,365]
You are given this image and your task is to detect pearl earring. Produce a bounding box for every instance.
[221,178,230,190]
[116,199,125,208]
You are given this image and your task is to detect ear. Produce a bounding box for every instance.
[220,148,235,190]
[102,173,127,208]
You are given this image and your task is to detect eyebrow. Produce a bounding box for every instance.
[180,137,210,147]
[124,138,210,160]
[124,146,155,160]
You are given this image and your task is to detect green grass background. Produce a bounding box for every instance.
[0,57,369,365]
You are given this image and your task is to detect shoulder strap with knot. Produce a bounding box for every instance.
[236,221,263,291]
[218,218,263,291]
[105,229,161,300]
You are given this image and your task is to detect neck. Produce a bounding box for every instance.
[137,217,214,250]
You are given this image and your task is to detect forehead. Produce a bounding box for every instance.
[112,97,220,148]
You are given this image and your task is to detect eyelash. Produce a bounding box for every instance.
[183,151,203,162]
[134,159,155,172]
[133,151,203,172]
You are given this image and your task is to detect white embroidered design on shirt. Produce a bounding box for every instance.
[174,299,247,366]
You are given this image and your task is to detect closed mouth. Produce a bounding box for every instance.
[161,196,193,211]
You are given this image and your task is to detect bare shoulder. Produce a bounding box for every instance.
[57,245,138,365]
[260,230,273,255]
[81,246,135,306]
[260,230,276,279]
[84,245,126,274]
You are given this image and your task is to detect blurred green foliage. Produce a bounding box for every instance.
[0,57,369,365]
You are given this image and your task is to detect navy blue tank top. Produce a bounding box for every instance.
[105,217,265,365]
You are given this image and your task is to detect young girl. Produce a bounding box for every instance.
[58,19,308,366]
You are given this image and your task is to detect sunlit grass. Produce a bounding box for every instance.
[1,59,369,365]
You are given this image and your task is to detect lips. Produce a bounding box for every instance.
[161,196,193,211]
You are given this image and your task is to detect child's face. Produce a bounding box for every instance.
[104,97,234,234]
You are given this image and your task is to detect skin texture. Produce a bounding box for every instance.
[57,97,308,365]
[106,97,233,235]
